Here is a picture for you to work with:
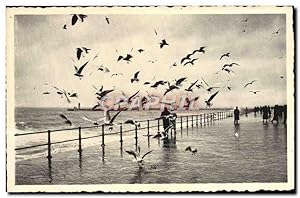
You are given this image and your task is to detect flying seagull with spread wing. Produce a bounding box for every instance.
[125,146,153,167]
[185,80,198,92]
[131,71,140,83]
[220,52,230,60]
[159,39,169,48]
[74,61,89,79]
[244,80,257,88]
[205,91,219,107]
[59,114,72,126]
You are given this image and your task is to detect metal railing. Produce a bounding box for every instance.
[15,111,233,160]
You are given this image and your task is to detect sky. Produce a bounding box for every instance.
[14,13,287,108]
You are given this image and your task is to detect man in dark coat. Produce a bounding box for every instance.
[234,106,240,124]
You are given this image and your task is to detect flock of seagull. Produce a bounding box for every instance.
[39,14,285,168]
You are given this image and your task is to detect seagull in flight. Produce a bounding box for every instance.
[241,18,248,22]
[105,16,110,24]
[124,120,141,127]
[159,39,169,48]
[125,146,153,167]
[185,80,198,92]
[220,52,230,60]
[95,88,114,101]
[180,53,194,64]
[111,73,123,77]
[52,86,71,103]
[117,54,133,62]
[185,146,197,155]
[137,49,144,53]
[82,116,104,125]
[192,46,206,54]
[201,77,220,93]
[101,110,122,130]
[71,14,87,26]
[273,29,281,35]
[244,80,257,88]
[205,91,219,107]
[170,62,177,68]
[150,80,167,89]
[164,83,180,96]
[249,91,260,94]
[222,63,239,68]
[131,71,140,83]
[175,77,187,87]
[59,114,72,126]
[183,58,198,66]
[184,96,200,108]
[74,61,89,79]
[114,90,140,105]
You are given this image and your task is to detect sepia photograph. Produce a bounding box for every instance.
[6,6,295,192]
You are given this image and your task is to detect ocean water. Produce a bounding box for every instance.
[14,107,219,161]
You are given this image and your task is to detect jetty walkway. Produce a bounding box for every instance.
[15,112,287,185]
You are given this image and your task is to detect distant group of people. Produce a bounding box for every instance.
[254,105,287,124]
[233,105,287,125]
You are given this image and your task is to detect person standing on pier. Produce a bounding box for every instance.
[234,106,240,125]
[245,107,248,117]
[283,105,287,124]
[271,105,280,124]
[161,107,171,136]
[262,106,269,124]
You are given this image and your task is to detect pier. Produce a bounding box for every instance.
[15,111,287,185]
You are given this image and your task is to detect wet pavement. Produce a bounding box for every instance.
[16,113,287,185]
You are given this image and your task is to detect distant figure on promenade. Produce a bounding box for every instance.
[245,107,248,117]
[161,107,171,136]
[234,106,240,124]
[283,105,287,124]
[259,106,263,114]
[271,105,280,124]
[262,106,269,123]
[254,106,258,116]
[267,105,271,118]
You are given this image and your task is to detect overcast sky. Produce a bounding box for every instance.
[14,13,287,108]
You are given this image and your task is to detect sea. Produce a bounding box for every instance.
[14,107,219,162]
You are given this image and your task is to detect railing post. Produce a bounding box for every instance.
[196,115,199,127]
[157,119,160,131]
[186,116,189,128]
[204,114,206,125]
[78,127,82,153]
[120,123,123,143]
[180,116,183,130]
[147,120,150,136]
[200,114,202,126]
[135,125,138,149]
[191,115,194,128]
[47,130,52,159]
[101,124,105,147]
